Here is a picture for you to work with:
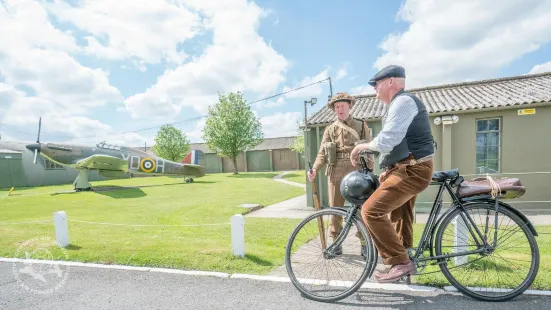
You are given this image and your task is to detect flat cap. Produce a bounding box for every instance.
[368,65,406,87]
[327,92,356,109]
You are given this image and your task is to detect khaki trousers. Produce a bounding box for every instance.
[361,160,433,265]
[327,174,365,244]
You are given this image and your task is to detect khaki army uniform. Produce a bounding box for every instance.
[312,93,374,242]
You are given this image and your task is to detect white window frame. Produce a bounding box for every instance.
[475,117,501,174]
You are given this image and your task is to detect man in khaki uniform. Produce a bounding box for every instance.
[308,92,374,254]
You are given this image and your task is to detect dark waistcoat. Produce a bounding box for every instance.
[379,90,435,169]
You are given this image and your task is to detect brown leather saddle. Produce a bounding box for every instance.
[456,176,526,199]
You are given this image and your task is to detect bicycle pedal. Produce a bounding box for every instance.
[398,275,412,285]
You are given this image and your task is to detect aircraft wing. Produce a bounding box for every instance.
[184,164,203,168]
[180,163,206,177]
[75,154,128,172]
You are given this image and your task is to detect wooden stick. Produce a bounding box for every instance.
[308,162,327,251]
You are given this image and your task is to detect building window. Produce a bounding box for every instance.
[44,158,64,170]
[279,150,289,161]
[476,118,501,174]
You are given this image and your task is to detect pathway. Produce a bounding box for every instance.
[245,171,312,219]
[272,170,306,189]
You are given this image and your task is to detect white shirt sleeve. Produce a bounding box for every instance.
[369,95,418,153]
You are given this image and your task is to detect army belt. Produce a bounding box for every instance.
[336,152,351,159]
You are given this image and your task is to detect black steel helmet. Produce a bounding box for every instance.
[340,170,379,205]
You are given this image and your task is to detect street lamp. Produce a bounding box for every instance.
[304,97,317,132]
[303,97,317,173]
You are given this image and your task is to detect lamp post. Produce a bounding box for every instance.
[303,97,317,172]
[304,97,317,132]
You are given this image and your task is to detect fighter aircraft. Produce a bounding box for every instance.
[25,118,206,191]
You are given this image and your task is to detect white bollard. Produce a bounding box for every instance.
[231,214,245,258]
[454,215,468,265]
[54,211,69,248]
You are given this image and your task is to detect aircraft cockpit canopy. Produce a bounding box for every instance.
[96,141,122,151]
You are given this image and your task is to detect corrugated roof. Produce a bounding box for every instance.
[0,149,22,154]
[191,136,298,154]
[137,136,299,154]
[308,71,551,125]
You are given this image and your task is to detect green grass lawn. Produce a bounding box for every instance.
[0,172,306,274]
[281,170,306,184]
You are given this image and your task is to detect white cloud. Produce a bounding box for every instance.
[47,0,204,66]
[282,68,328,99]
[373,0,551,88]
[0,0,291,143]
[335,65,348,81]
[253,97,286,110]
[185,117,207,143]
[121,0,290,119]
[350,85,375,96]
[0,0,122,141]
[529,61,551,74]
[260,112,302,138]
[0,131,15,141]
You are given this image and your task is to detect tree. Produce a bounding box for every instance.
[202,91,263,174]
[151,125,191,162]
[290,128,305,154]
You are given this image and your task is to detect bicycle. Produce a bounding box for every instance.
[285,150,540,303]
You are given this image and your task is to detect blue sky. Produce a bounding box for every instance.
[1,0,550,147]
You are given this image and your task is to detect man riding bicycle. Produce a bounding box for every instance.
[350,65,435,283]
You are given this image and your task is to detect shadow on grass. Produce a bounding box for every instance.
[244,253,274,267]
[49,181,217,197]
[65,244,82,250]
[93,187,147,199]
[49,186,146,198]
[226,172,279,179]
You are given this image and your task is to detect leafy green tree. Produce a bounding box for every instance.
[290,129,305,154]
[151,125,191,162]
[202,91,263,174]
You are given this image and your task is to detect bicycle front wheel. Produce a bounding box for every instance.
[435,202,539,302]
[285,208,378,302]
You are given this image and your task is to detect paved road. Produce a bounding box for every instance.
[1,262,549,310]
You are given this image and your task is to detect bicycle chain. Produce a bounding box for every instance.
[411,255,487,277]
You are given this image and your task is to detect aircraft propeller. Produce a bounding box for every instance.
[25,117,42,164]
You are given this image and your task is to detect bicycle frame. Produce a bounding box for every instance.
[411,179,495,263]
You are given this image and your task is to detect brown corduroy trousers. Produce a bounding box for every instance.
[361,160,434,265]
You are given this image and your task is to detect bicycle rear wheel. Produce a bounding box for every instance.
[434,202,539,302]
[285,208,378,302]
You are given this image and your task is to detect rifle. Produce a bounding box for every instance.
[308,162,327,250]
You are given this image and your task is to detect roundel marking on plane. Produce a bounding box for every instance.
[140,158,156,173]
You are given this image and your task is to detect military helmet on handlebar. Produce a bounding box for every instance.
[340,150,379,205]
[340,169,379,205]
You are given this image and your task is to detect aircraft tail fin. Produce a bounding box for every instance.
[182,150,205,166]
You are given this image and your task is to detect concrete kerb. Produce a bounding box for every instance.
[2,257,551,297]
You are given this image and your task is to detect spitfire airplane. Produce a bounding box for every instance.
[25,118,206,191]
